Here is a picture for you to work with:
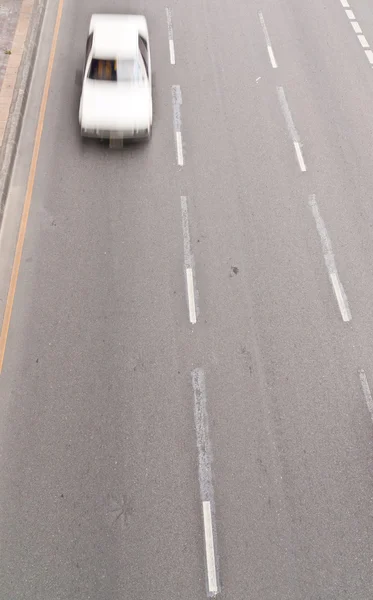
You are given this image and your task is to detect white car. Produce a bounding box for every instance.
[79,14,152,141]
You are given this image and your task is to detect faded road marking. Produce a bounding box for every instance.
[309,194,351,322]
[258,11,278,68]
[277,86,306,172]
[192,368,219,596]
[359,369,373,422]
[180,196,198,324]
[165,8,176,64]
[172,85,184,166]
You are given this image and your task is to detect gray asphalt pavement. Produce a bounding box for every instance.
[1,0,373,597]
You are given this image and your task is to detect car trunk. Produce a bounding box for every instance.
[80,81,150,133]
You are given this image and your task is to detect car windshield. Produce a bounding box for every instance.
[88,58,143,82]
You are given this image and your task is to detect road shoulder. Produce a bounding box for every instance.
[0,0,47,227]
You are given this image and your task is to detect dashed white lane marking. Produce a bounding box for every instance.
[192,368,219,597]
[329,272,351,321]
[172,85,184,166]
[169,40,175,65]
[165,8,176,65]
[176,131,184,166]
[180,196,197,324]
[294,141,307,172]
[351,21,362,34]
[358,34,369,48]
[258,11,278,68]
[365,49,373,64]
[277,86,306,172]
[202,501,218,596]
[309,194,352,322]
[186,268,197,324]
[341,2,373,65]
[359,370,373,422]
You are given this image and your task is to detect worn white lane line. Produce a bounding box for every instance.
[180,196,197,324]
[186,268,197,324]
[341,2,373,65]
[258,11,278,68]
[176,131,184,166]
[358,34,369,48]
[309,194,351,322]
[294,142,306,172]
[169,39,175,64]
[351,21,362,34]
[192,368,219,597]
[277,86,306,172]
[172,85,184,166]
[365,49,373,64]
[330,272,350,320]
[165,8,176,65]
[203,501,218,595]
[359,370,373,422]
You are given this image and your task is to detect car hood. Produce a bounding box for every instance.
[80,81,151,132]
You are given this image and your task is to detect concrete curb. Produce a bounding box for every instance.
[0,0,48,228]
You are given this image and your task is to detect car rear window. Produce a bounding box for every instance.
[88,58,139,82]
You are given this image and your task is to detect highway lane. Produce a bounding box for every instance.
[1,0,373,598]
[0,1,205,598]
[173,0,373,597]
[260,0,373,368]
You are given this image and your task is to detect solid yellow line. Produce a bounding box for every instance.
[0,0,65,372]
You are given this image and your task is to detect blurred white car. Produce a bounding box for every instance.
[79,14,152,141]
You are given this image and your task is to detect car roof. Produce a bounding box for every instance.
[90,14,146,60]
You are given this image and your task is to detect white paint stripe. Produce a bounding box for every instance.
[203,501,218,595]
[358,34,370,48]
[192,368,214,501]
[277,87,306,171]
[340,0,349,6]
[345,9,355,19]
[309,195,351,322]
[181,197,198,323]
[180,195,193,270]
[172,85,183,165]
[359,370,373,421]
[176,131,184,166]
[294,141,307,172]
[165,7,173,37]
[351,21,362,34]
[169,40,175,65]
[365,49,373,64]
[192,369,219,596]
[330,272,351,322]
[186,268,197,324]
[267,46,278,69]
[258,11,278,68]
[277,86,299,142]
[172,85,182,120]
[166,8,176,64]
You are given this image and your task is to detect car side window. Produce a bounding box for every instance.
[138,35,149,77]
[85,33,93,70]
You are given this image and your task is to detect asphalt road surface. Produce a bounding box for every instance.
[1,0,373,598]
